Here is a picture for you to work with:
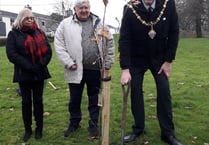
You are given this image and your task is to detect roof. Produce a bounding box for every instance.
[0,10,17,19]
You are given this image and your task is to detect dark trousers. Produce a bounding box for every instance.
[130,66,174,137]
[68,70,101,127]
[19,80,44,132]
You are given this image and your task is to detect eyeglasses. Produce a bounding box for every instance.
[24,16,34,21]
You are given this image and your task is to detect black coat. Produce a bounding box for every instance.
[119,0,179,70]
[6,29,52,82]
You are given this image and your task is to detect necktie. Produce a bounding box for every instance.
[148,7,153,12]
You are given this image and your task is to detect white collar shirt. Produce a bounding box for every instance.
[142,0,156,11]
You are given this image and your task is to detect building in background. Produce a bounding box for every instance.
[0,4,117,38]
[0,10,16,38]
[0,9,57,38]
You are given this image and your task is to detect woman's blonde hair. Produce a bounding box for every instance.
[13,8,37,29]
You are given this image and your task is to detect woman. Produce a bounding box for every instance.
[6,8,52,142]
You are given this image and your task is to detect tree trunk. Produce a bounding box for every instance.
[195,16,202,38]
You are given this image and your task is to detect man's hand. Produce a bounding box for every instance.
[158,62,171,79]
[120,69,131,85]
[69,64,77,70]
[103,0,108,6]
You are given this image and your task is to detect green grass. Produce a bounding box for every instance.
[0,37,209,145]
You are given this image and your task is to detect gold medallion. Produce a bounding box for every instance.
[127,0,169,39]
[148,24,156,39]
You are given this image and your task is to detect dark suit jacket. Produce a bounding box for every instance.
[119,0,179,70]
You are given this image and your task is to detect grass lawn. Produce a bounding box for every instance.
[0,37,209,145]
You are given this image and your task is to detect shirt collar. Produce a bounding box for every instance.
[142,0,156,10]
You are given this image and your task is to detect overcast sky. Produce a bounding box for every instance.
[0,0,126,27]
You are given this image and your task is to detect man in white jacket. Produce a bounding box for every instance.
[54,0,114,138]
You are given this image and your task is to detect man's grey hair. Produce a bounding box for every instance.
[74,0,91,8]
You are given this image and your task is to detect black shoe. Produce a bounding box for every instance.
[88,125,99,137]
[35,129,42,139]
[123,132,144,143]
[88,120,99,138]
[162,135,183,145]
[23,131,32,142]
[64,125,80,137]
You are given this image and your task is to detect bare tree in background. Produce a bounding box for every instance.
[51,0,73,23]
[176,0,209,37]
[53,0,73,17]
[47,0,73,32]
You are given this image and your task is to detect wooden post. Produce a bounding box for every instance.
[100,70,111,145]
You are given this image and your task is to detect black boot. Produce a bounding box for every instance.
[34,100,43,139]
[23,128,32,142]
[35,127,42,139]
[22,102,32,142]
[34,120,43,140]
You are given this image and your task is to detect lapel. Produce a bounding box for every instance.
[137,0,148,12]
[155,0,165,11]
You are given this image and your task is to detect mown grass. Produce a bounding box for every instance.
[0,37,209,145]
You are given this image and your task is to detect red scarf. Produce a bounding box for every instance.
[22,23,48,63]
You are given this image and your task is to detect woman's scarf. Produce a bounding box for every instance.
[22,23,48,64]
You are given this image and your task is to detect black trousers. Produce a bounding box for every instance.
[130,66,174,137]
[68,70,101,127]
[19,80,44,132]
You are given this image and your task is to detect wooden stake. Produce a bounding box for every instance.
[100,70,111,145]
